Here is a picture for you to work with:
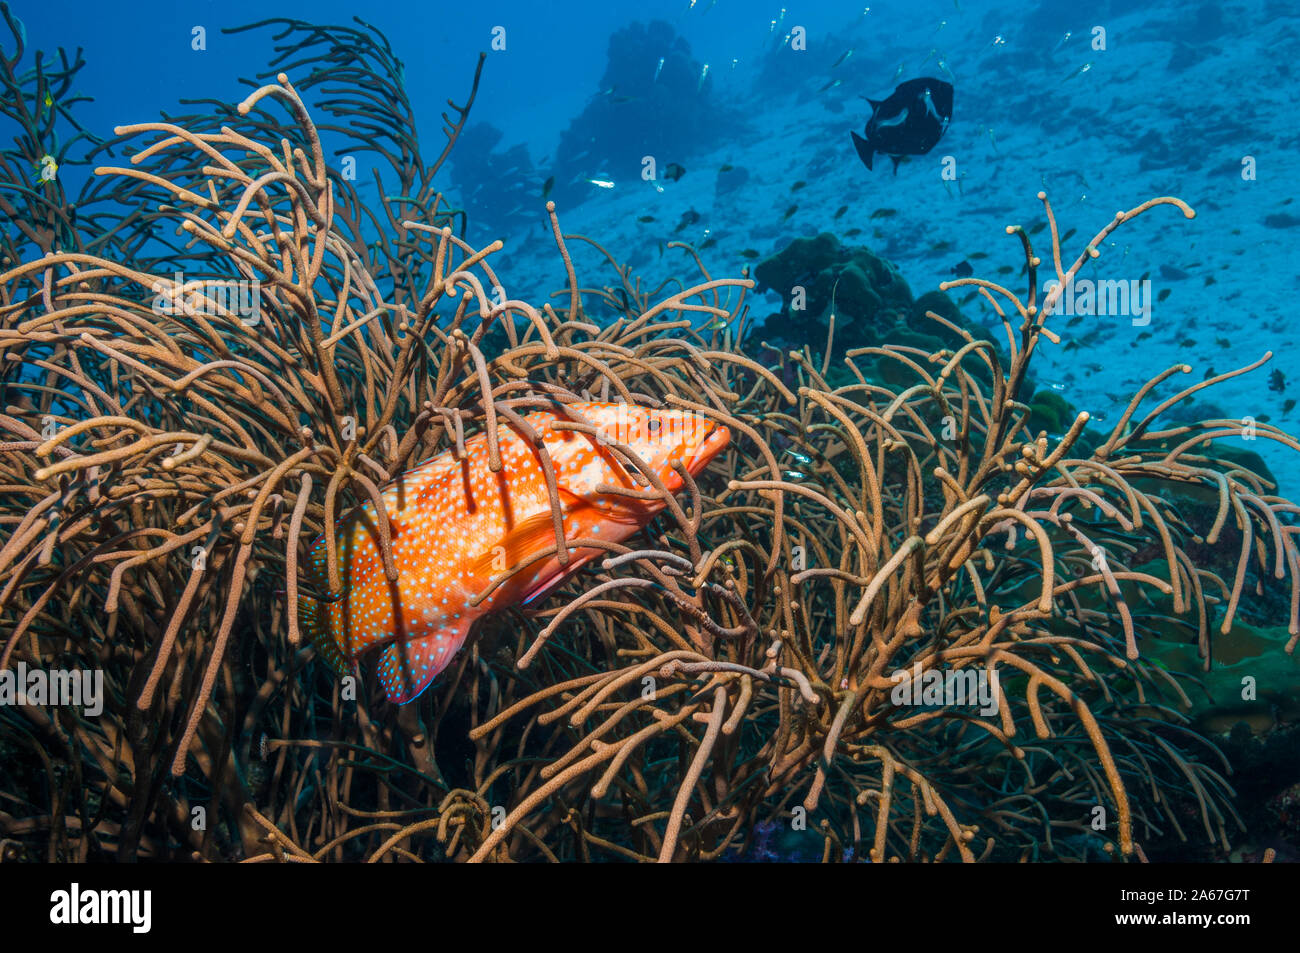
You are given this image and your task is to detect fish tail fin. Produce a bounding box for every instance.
[298,592,349,678]
[851,131,874,171]
[377,621,474,705]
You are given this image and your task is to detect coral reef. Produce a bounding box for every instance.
[1,13,1298,865]
[751,231,989,361]
[447,122,544,240]
[549,20,744,208]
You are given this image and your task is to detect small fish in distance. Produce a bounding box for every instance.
[663,163,686,182]
[950,259,974,278]
[1269,368,1286,393]
[851,77,953,175]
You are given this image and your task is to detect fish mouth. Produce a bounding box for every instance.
[687,423,731,474]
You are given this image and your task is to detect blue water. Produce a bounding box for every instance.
[12,0,1299,490]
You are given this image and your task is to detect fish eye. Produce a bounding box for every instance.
[647,419,660,432]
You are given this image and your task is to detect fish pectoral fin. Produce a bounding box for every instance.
[376,623,473,705]
[521,548,603,607]
[465,508,566,582]
[467,500,619,608]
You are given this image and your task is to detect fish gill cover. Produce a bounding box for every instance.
[0,3,1296,869]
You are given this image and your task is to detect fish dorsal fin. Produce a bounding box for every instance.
[375,621,474,704]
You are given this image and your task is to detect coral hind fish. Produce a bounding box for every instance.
[298,402,731,704]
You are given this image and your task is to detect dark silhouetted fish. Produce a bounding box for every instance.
[852,77,953,174]
[951,259,974,278]
[663,163,686,182]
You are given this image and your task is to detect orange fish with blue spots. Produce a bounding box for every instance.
[299,402,730,703]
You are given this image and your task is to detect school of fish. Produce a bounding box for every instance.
[299,402,731,704]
